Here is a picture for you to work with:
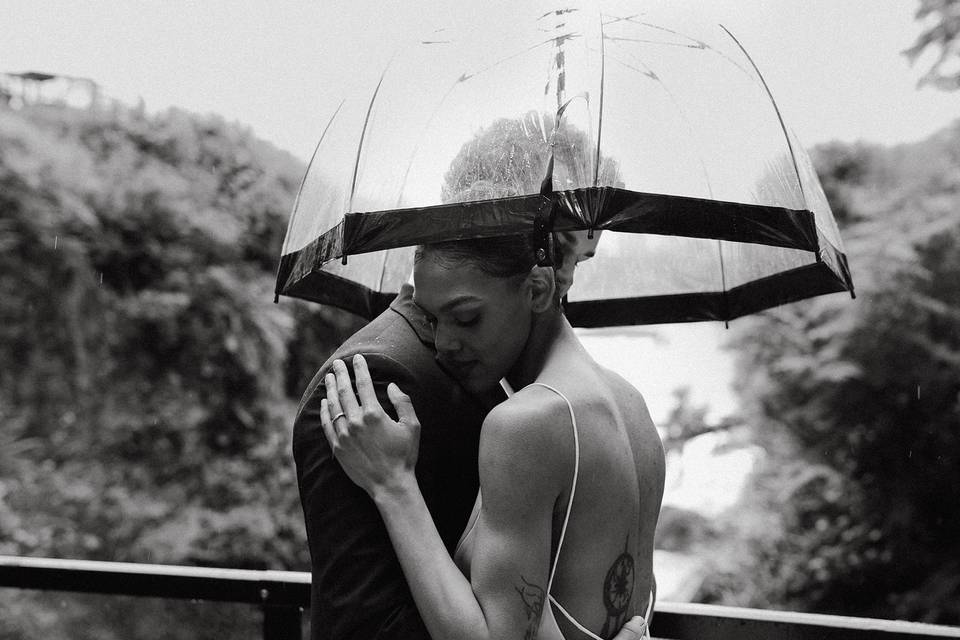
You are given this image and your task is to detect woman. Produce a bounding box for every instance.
[320,233,665,640]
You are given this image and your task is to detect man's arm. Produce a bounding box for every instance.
[293,353,430,639]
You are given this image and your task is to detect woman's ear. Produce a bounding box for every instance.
[527,265,557,313]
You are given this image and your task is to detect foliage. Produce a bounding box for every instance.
[905,0,960,90]
[3,72,959,635]
[654,504,720,553]
[659,386,740,453]
[441,113,623,204]
[703,121,960,623]
[0,102,363,636]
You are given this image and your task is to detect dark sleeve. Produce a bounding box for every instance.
[292,354,431,640]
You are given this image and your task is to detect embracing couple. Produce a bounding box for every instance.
[293,230,665,640]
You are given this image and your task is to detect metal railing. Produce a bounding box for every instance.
[0,555,309,639]
[2,555,959,640]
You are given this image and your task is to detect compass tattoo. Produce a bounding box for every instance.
[600,535,635,637]
[515,575,545,640]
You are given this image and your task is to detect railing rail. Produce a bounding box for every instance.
[652,602,960,640]
[2,555,959,640]
[0,555,309,640]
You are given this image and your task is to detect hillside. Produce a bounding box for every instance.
[2,101,958,633]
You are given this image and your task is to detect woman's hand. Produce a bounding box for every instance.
[320,354,421,498]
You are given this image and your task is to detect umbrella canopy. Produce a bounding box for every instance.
[275,3,854,327]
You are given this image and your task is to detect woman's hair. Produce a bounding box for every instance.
[414,233,542,279]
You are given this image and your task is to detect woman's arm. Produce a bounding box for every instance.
[370,462,560,640]
[377,397,565,640]
[322,355,560,640]
[322,355,647,640]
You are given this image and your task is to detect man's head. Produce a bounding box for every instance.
[554,230,602,298]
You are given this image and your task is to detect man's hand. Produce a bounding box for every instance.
[319,354,421,497]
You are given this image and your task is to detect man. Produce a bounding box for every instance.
[294,231,644,640]
[293,280,493,639]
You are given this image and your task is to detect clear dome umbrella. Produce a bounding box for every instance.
[275,2,854,327]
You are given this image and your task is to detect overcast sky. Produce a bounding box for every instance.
[3,0,955,158]
[2,1,956,421]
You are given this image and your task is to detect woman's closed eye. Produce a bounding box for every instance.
[453,314,479,327]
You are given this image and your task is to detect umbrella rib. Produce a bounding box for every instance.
[394,78,465,208]
[604,19,755,80]
[459,35,566,84]
[283,99,344,257]
[717,239,730,325]
[374,248,390,294]
[348,62,392,215]
[593,6,605,189]
[604,50,714,195]
[719,24,807,203]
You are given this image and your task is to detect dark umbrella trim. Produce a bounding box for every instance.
[591,188,818,251]
[277,252,850,326]
[278,267,395,320]
[275,186,823,301]
[564,259,850,327]
[275,232,853,327]
[336,186,819,257]
[342,194,554,256]
[565,232,853,327]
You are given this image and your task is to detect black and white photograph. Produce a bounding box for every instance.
[1,2,958,639]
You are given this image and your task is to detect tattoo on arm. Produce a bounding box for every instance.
[515,576,546,640]
[600,535,635,638]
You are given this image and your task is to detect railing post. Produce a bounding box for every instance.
[262,602,302,640]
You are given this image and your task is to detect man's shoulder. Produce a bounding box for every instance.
[297,307,454,409]
[322,308,435,372]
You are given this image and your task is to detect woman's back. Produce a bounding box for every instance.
[456,345,665,640]
[325,234,666,640]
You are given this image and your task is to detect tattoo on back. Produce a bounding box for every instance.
[515,575,545,640]
[600,535,635,638]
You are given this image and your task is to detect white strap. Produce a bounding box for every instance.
[532,382,653,640]
[549,595,605,639]
[528,382,579,592]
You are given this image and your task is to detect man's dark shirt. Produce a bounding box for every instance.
[293,285,494,640]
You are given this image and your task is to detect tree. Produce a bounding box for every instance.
[709,126,960,623]
[0,102,364,637]
[442,112,623,204]
[905,0,960,90]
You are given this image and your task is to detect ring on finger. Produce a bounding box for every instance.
[331,411,346,423]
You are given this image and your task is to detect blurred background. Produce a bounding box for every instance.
[1,1,958,637]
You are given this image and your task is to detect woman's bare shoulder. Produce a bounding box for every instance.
[476,386,572,508]
[479,388,572,463]
[481,385,572,446]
